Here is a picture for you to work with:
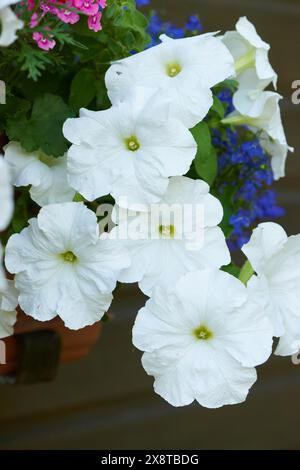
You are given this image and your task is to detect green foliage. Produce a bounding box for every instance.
[217,186,235,239]
[221,263,240,278]
[191,122,217,186]
[0,188,38,246]
[213,79,239,95]
[0,96,30,133]
[17,43,64,81]
[105,0,150,53]
[73,193,85,202]
[6,93,75,157]
[69,69,97,112]
[211,96,225,119]
[238,260,255,285]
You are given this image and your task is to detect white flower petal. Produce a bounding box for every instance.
[4,142,76,207]
[242,222,287,273]
[223,17,277,88]
[0,244,6,290]
[243,223,300,356]
[256,48,277,87]
[259,132,293,180]
[275,331,300,357]
[176,269,247,314]
[236,17,269,50]
[112,177,230,295]
[5,202,130,329]
[228,91,292,179]
[222,31,249,61]
[64,88,197,208]
[0,279,18,339]
[247,274,285,337]
[142,347,257,408]
[133,269,272,408]
[0,156,13,231]
[106,33,234,128]
[37,202,99,250]
[0,6,23,47]
[0,0,21,8]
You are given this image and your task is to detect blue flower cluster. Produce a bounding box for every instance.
[216,89,235,116]
[213,123,284,250]
[136,0,151,6]
[136,0,203,47]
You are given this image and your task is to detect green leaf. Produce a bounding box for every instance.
[69,69,97,112]
[6,93,75,157]
[17,44,61,81]
[73,193,85,202]
[217,186,235,239]
[213,79,239,94]
[0,96,30,132]
[238,260,255,285]
[191,122,217,185]
[211,96,225,118]
[95,80,110,109]
[222,263,240,278]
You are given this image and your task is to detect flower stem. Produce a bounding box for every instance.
[238,260,254,285]
[221,115,247,126]
[221,115,258,127]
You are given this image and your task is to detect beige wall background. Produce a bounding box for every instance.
[0,0,299,450]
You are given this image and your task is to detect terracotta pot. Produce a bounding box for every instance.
[0,310,101,380]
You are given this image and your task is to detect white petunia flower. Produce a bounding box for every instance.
[133,269,273,408]
[0,279,18,338]
[0,1,23,47]
[4,142,76,207]
[0,156,14,289]
[222,16,277,90]
[0,155,13,231]
[109,176,230,296]
[0,245,5,290]
[105,33,234,128]
[222,91,293,179]
[63,88,197,209]
[0,0,21,8]
[242,222,300,357]
[5,202,130,330]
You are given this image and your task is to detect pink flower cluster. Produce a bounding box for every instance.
[26,0,107,50]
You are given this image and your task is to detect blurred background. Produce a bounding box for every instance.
[0,0,299,450]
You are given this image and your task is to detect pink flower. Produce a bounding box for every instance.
[98,0,106,7]
[73,0,98,16]
[56,9,80,24]
[27,0,35,11]
[40,2,58,14]
[29,12,39,28]
[32,32,56,51]
[88,11,102,32]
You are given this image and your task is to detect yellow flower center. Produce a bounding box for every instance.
[124,136,140,152]
[193,325,213,341]
[158,224,175,239]
[166,62,182,78]
[61,251,77,263]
